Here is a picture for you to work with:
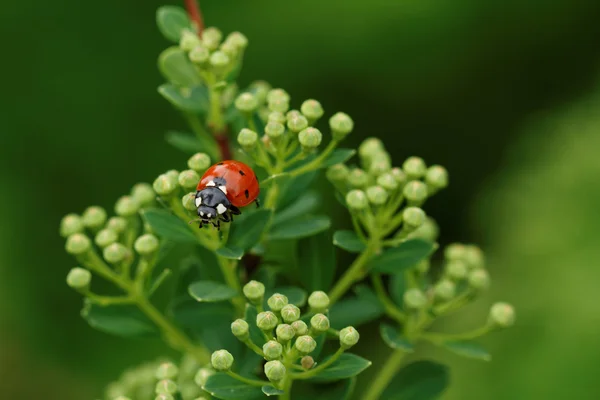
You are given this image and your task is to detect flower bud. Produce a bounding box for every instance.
[329,112,354,140]
[135,234,159,255]
[468,269,490,290]
[347,168,368,188]
[276,324,295,342]
[291,320,308,336]
[243,280,265,303]
[390,167,407,186]
[220,40,238,58]
[66,267,91,290]
[188,153,211,173]
[310,313,330,333]
[404,288,427,309]
[249,80,271,104]
[95,228,118,248]
[425,165,448,191]
[301,356,315,370]
[114,397,132,400]
[81,206,107,230]
[153,174,178,197]
[182,192,197,211]
[209,51,230,70]
[175,171,198,192]
[106,217,127,233]
[326,164,349,183]
[155,379,177,395]
[408,217,439,242]
[464,245,485,269]
[268,98,289,113]
[415,259,430,274]
[267,293,288,312]
[358,137,385,160]
[262,340,283,360]
[65,233,91,255]
[366,186,388,206]
[130,184,155,208]
[346,190,368,210]
[368,155,392,176]
[194,368,214,387]
[264,360,286,382]
[444,243,466,261]
[433,279,456,301]
[235,128,258,151]
[339,326,360,349]
[300,99,324,122]
[308,291,330,312]
[211,350,234,371]
[231,319,250,340]
[403,181,428,205]
[403,207,425,230]
[268,111,286,124]
[403,157,427,180]
[155,395,174,400]
[60,214,84,237]
[189,45,210,64]
[180,30,201,51]
[298,127,322,149]
[226,31,248,50]
[287,113,308,133]
[446,260,468,280]
[202,27,223,51]
[488,302,515,328]
[280,304,301,323]
[295,335,317,354]
[103,243,129,264]
[115,195,140,217]
[267,88,290,103]
[256,311,278,331]
[377,173,399,191]
[156,362,179,380]
[235,92,258,113]
[265,121,285,141]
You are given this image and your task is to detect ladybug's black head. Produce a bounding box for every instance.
[195,186,231,226]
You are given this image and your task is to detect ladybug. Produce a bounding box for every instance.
[194,160,260,228]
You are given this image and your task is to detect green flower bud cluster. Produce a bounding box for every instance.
[104,360,162,400]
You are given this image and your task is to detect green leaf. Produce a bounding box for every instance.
[188,280,238,302]
[379,323,415,352]
[298,231,336,292]
[329,286,385,329]
[273,191,320,225]
[333,230,366,253]
[142,209,197,243]
[203,373,264,399]
[245,305,266,346]
[216,246,244,260]
[165,130,203,153]
[158,83,209,113]
[381,361,449,400]
[228,209,273,251]
[389,272,406,307]
[158,47,201,87]
[156,6,192,42]
[279,170,318,209]
[296,378,356,400]
[309,353,371,383]
[268,286,307,307]
[268,215,331,240]
[321,148,356,168]
[262,386,284,396]
[442,341,491,361]
[370,239,435,274]
[81,300,156,337]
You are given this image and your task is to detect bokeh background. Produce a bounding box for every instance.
[2,0,600,398]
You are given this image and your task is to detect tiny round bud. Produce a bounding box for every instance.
[153,174,178,196]
[368,156,392,176]
[446,260,468,280]
[104,243,129,264]
[131,183,155,207]
[188,153,211,173]
[65,233,91,255]
[415,259,430,274]
[202,27,223,51]
[249,80,271,104]
[268,111,286,124]
[280,304,301,323]
[468,269,490,290]
[156,362,179,380]
[220,40,238,58]
[329,112,354,140]
[464,245,485,269]
[390,167,408,186]
[176,170,200,191]
[237,128,258,150]
[308,291,330,311]
[366,186,388,206]
[310,313,330,333]
[268,98,289,113]
[377,173,399,191]
[235,92,258,113]
[115,195,140,217]
[256,311,278,331]
[404,288,427,309]
[339,326,360,349]
[95,228,118,248]
[155,395,174,400]
[301,356,315,370]
[300,99,324,121]
[231,319,250,340]
[226,31,248,50]
[155,379,177,395]
[114,397,132,400]
[106,217,127,233]
[209,51,230,69]
[60,213,84,237]
[295,335,317,354]
[346,189,369,210]
[489,302,515,328]
[287,113,309,133]
[403,157,427,180]
[403,207,426,229]
[408,217,439,242]
[298,127,322,149]
[265,121,285,140]
[211,350,234,371]
[189,45,210,64]
[81,206,107,230]
[358,138,384,160]
[403,181,428,205]
[267,293,288,312]
[135,234,159,255]
[66,267,91,290]
[182,192,197,211]
[264,360,286,382]
[326,164,349,183]
[425,165,449,191]
[180,30,201,51]
[445,243,466,261]
[194,368,214,387]
[243,280,265,302]
[262,340,283,360]
[276,324,295,342]
[434,279,456,301]
[291,320,308,336]
[266,88,290,103]
[347,168,368,188]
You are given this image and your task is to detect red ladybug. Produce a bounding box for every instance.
[194,160,260,228]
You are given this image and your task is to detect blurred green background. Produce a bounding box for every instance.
[2,0,600,398]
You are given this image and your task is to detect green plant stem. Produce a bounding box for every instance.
[291,347,345,379]
[289,139,339,177]
[371,274,406,323]
[225,371,269,387]
[279,377,292,400]
[243,339,265,357]
[216,256,245,316]
[422,324,493,343]
[184,113,220,161]
[82,292,134,306]
[363,349,407,400]
[328,241,377,305]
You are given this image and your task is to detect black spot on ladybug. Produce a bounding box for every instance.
[217,162,224,165]
[239,170,246,176]
[244,189,249,199]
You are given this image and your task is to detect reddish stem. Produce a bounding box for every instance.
[215,132,232,160]
[185,0,205,36]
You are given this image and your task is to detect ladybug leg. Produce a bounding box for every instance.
[254,198,261,208]
[220,212,231,223]
[229,205,241,215]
